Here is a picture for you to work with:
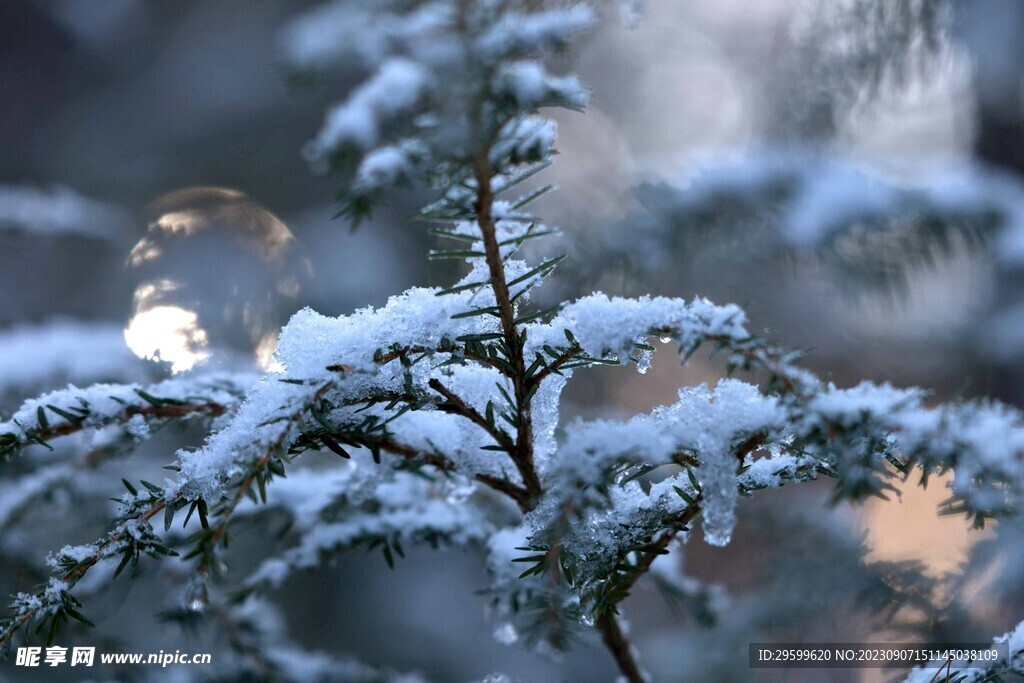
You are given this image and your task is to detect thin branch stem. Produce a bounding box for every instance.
[366,344,503,373]
[596,612,646,683]
[473,155,542,503]
[428,378,515,451]
[11,401,229,452]
[469,144,650,678]
[196,383,338,577]
[594,435,768,681]
[375,436,532,512]
[528,344,583,388]
[0,494,174,648]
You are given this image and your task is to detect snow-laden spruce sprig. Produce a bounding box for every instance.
[5,2,1024,680]
[0,482,178,649]
[231,463,499,598]
[0,279,556,651]
[0,319,148,396]
[0,375,340,650]
[0,373,256,462]
[516,377,1024,631]
[0,183,130,241]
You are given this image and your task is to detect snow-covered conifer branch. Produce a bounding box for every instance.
[0,184,130,241]
[521,377,1024,613]
[526,293,819,392]
[0,374,254,462]
[233,464,496,597]
[0,319,148,396]
[607,149,1024,301]
[4,3,1024,681]
[0,481,178,648]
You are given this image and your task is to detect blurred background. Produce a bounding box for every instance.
[1,0,1023,680]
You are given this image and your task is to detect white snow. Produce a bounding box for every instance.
[476,6,596,60]
[530,293,750,365]
[242,462,491,591]
[306,58,431,160]
[0,373,255,458]
[493,62,589,111]
[0,184,129,240]
[0,319,143,394]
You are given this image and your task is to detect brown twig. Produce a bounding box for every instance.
[528,344,584,388]
[473,155,543,503]
[0,493,174,648]
[15,402,229,450]
[594,434,768,680]
[428,378,515,452]
[596,612,646,683]
[375,436,532,513]
[196,383,339,577]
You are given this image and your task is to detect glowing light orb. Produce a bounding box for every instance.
[125,188,309,373]
[124,305,212,373]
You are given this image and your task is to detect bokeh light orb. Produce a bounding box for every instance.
[125,187,310,373]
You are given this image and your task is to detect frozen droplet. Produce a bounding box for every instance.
[531,374,566,469]
[444,480,476,504]
[184,573,209,613]
[492,622,519,645]
[703,524,733,547]
[125,414,150,440]
[578,612,595,628]
[699,449,738,547]
[659,336,672,344]
[635,350,652,374]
